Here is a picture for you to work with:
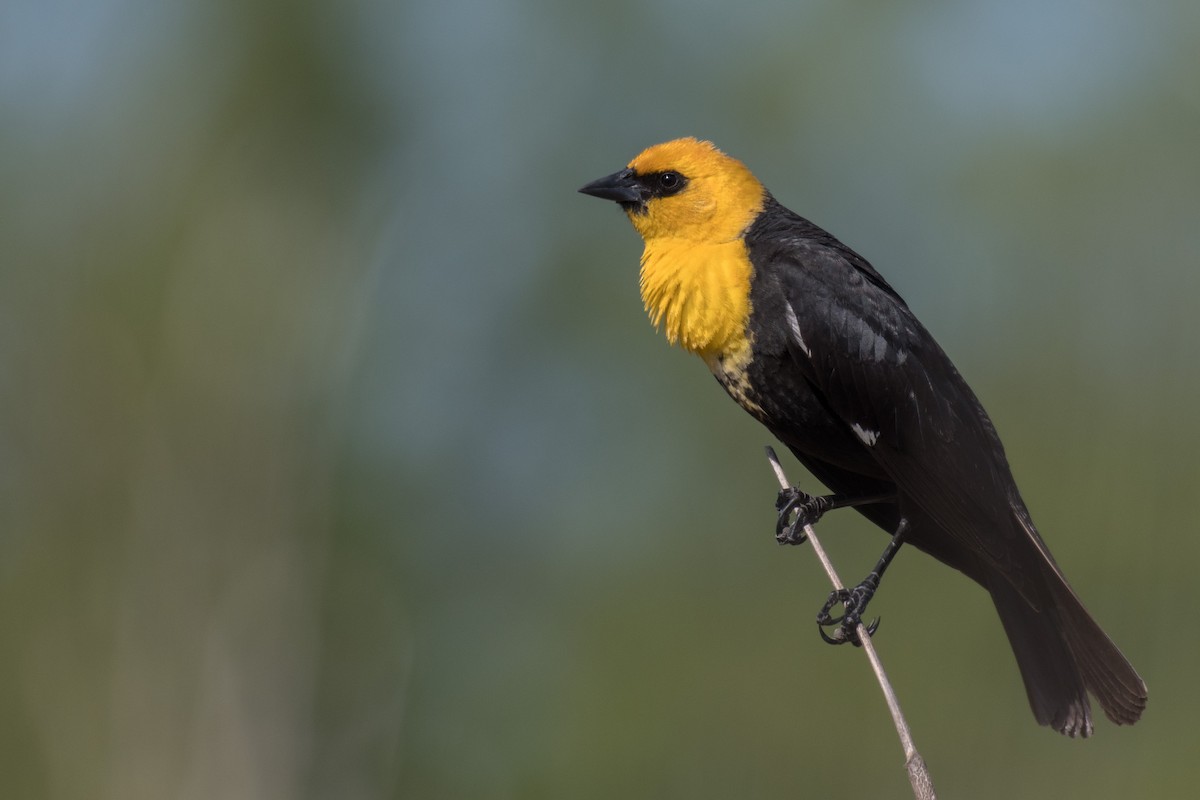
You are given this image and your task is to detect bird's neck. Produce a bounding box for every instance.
[639,237,753,359]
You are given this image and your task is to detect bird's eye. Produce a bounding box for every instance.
[652,171,686,197]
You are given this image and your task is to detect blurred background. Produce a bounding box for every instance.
[1,0,1197,797]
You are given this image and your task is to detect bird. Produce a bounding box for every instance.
[578,137,1146,737]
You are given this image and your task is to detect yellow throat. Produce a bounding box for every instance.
[639,238,755,357]
[623,138,766,359]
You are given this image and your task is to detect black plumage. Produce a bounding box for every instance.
[581,137,1147,737]
[731,196,1146,736]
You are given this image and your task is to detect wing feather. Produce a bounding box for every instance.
[770,242,1034,594]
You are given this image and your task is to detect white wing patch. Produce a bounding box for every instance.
[851,422,879,447]
[783,300,811,358]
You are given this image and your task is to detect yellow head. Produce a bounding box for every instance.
[580,138,766,358]
[580,138,765,243]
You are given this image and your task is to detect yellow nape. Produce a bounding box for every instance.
[624,138,765,358]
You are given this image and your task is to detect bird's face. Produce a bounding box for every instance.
[579,137,765,244]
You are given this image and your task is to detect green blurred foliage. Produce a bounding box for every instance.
[1,0,1198,798]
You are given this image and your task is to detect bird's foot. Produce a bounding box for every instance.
[815,577,881,647]
[775,487,833,545]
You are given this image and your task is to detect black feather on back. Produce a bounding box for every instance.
[742,195,1039,599]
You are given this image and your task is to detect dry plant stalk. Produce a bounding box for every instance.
[766,446,936,800]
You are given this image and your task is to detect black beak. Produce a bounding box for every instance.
[579,167,644,204]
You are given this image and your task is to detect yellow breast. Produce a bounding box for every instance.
[639,237,753,358]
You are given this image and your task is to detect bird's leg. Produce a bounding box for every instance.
[775,488,897,545]
[817,518,909,646]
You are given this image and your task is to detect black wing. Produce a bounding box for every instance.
[749,211,1050,600]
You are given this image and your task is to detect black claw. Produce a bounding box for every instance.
[816,589,850,626]
[775,488,806,544]
[775,487,831,545]
[818,624,846,645]
[775,487,802,515]
[815,585,881,647]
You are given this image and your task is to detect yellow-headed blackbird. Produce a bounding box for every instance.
[580,137,1146,737]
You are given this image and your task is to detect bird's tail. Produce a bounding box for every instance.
[990,571,1147,737]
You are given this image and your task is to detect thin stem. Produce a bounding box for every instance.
[766,446,936,800]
